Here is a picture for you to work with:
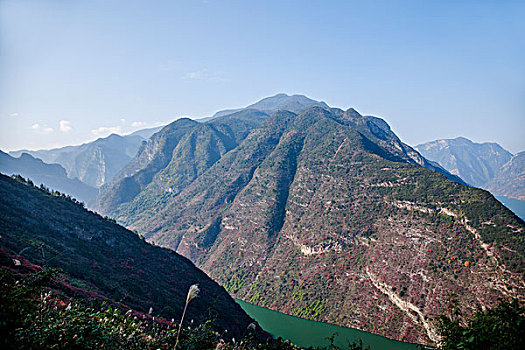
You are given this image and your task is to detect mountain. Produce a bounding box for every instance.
[97,110,270,222]
[0,151,98,204]
[99,104,523,345]
[203,93,330,121]
[415,138,524,203]
[98,98,461,223]
[0,173,257,337]
[9,127,162,188]
[414,137,513,188]
[485,152,525,201]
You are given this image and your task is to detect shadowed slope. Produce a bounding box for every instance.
[0,174,257,337]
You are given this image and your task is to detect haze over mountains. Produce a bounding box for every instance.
[0,150,98,204]
[2,93,524,346]
[91,94,523,345]
[9,127,162,188]
[416,137,525,201]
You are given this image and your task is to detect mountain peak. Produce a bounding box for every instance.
[208,93,329,121]
[246,93,329,112]
[453,136,473,143]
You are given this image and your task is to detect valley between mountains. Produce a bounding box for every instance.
[91,95,525,345]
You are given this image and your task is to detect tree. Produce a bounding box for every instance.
[437,297,524,349]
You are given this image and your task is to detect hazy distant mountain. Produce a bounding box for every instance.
[415,137,513,187]
[97,101,518,345]
[128,125,164,139]
[0,151,97,204]
[202,93,330,121]
[415,137,524,202]
[9,129,161,188]
[485,152,525,201]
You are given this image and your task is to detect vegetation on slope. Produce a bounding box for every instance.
[0,174,255,338]
[97,110,269,225]
[110,107,524,345]
[436,297,524,350]
[0,263,374,349]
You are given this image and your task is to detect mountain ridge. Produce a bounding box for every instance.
[202,93,330,122]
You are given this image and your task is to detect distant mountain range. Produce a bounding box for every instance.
[0,150,98,204]
[95,95,523,345]
[9,127,162,188]
[416,137,525,201]
[0,173,257,337]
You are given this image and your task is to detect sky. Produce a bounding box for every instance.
[1,0,524,153]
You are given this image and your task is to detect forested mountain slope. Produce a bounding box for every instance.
[105,107,524,345]
[97,110,270,223]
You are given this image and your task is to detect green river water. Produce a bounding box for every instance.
[236,300,419,349]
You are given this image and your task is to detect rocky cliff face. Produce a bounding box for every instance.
[99,105,524,345]
[416,138,524,202]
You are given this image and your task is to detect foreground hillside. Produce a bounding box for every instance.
[103,106,525,345]
[0,174,256,337]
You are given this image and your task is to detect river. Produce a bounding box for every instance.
[236,299,420,349]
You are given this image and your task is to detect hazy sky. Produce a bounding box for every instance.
[1,0,524,152]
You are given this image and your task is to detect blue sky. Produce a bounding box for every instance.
[1,0,524,152]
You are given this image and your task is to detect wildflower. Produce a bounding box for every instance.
[12,259,21,266]
[148,307,153,314]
